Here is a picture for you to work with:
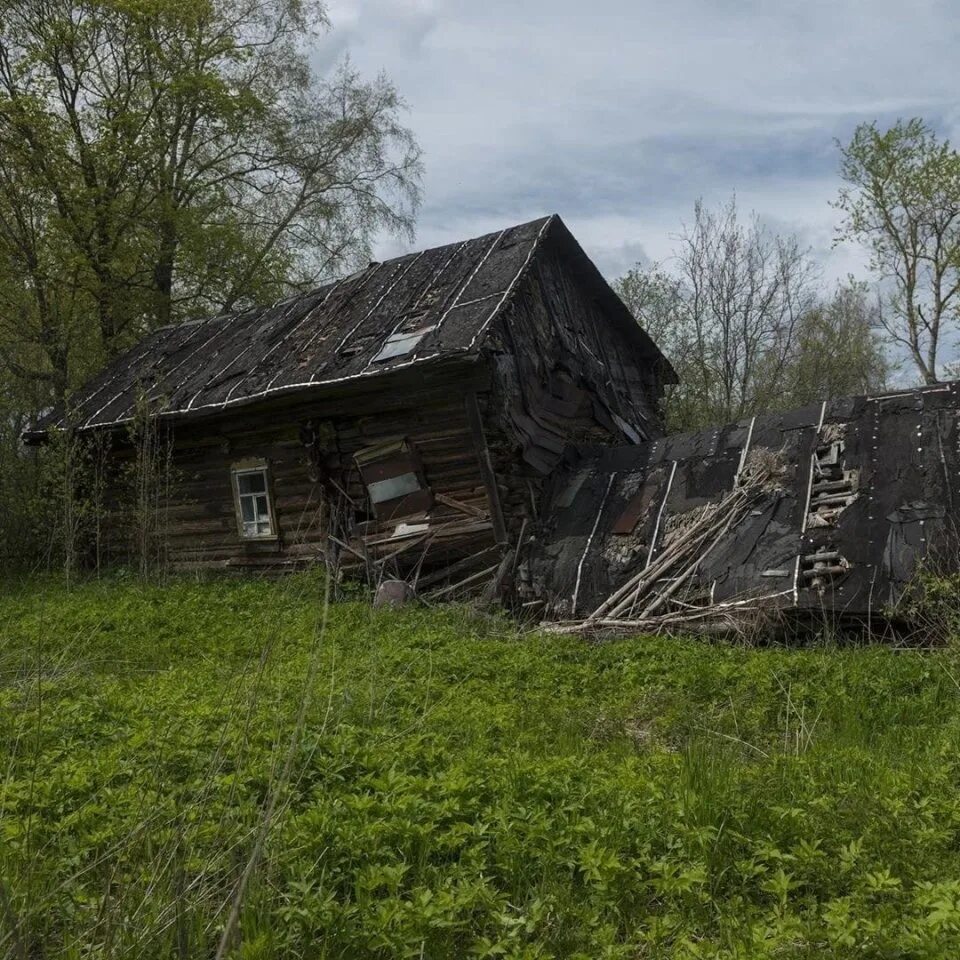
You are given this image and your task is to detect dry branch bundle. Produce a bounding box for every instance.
[558,453,786,637]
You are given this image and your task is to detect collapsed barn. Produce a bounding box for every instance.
[530,382,960,634]
[24,215,674,586]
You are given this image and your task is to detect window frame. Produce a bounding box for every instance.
[231,459,278,541]
[354,437,433,522]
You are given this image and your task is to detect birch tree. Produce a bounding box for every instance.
[835,119,960,384]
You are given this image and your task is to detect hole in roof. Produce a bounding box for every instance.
[371,325,435,363]
[340,334,377,358]
[416,288,442,308]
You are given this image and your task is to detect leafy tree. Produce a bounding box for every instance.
[675,198,821,425]
[781,280,891,407]
[0,0,422,400]
[616,196,817,430]
[615,199,889,432]
[835,119,960,384]
[613,265,704,430]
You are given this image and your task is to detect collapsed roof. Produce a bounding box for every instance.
[28,215,671,437]
[531,382,960,632]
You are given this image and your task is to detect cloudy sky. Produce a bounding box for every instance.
[315,0,959,285]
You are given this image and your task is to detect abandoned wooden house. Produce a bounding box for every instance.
[25,215,675,585]
[531,382,960,634]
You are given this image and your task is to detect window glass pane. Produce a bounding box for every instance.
[371,326,435,363]
[235,466,274,537]
[237,471,266,494]
[367,472,421,504]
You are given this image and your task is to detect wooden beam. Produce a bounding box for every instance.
[415,545,502,589]
[464,392,508,544]
[430,563,500,599]
[481,547,516,604]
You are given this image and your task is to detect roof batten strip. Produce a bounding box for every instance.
[447,290,509,310]
[65,325,183,428]
[220,279,347,403]
[465,215,554,352]
[82,320,225,428]
[330,251,426,361]
[184,295,308,411]
[360,240,470,373]
[81,351,440,427]
[142,313,250,414]
[433,228,508,335]
[261,262,387,393]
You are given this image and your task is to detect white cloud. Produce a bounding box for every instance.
[314,0,960,288]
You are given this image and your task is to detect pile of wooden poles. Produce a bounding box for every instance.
[547,469,777,636]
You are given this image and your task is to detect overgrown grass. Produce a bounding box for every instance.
[4,574,960,957]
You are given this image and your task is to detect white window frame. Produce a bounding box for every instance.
[231,460,277,540]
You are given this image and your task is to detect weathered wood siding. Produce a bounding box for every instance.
[99,410,323,573]
[97,366,501,575]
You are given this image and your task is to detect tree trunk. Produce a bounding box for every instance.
[153,217,178,329]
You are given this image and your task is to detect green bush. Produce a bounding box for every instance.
[893,567,960,643]
[3,574,960,957]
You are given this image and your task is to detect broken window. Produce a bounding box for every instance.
[339,333,377,359]
[231,461,276,539]
[355,438,433,520]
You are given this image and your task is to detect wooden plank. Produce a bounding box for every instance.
[448,392,507,543]
[416,545,502,588]
[465,390,508,544]
[434,492,489,518]
[430,563,499,598]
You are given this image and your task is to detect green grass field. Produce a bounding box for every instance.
[4,575,960,958]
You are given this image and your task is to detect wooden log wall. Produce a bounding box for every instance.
[97,412,325,573]
[94,373,500,578]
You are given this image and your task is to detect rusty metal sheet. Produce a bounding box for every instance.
[612,489,654,534]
